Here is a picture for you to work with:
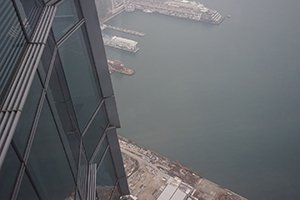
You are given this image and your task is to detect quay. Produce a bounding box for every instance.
[118,135,247,200]
[102,24,145,37]
[98,0,225,26]
[128,0,225,25]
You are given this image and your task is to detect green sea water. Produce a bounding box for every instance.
[103,0,300,199]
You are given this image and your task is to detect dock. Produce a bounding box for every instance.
[129,0,225,25]
[103,24,145,37]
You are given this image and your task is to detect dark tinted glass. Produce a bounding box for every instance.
[83,106,108,159]
[47,54,81,176]
[38,35,56,82]
[58,26,101,131]
[47,87,78,177]
[96,150,117,199]
[0,145,21,200]
[13,74,42,156]
[77,146,88,199]
[52,0,80,40]
[27,102,75,200]
[93,137,108,166]
[17,172,40,200]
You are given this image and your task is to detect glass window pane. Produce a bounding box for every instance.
[13,74,42,156]
[48,54,79,135]
[93,137,108,165]
[17,173,39,200]
[83,106,108,159]
[27,102,75,200]
[96,150,117,199]
[52,0,81,41]
[47,63,79,176]
[38,36,56,82]
[77,145,88,199]
[58,26,101,131]
[0,145,21,200]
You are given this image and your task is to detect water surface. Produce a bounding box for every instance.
[104,1,300,199]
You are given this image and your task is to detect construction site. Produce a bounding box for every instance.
[119,136,247,200]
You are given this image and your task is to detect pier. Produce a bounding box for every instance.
[129,0,225,25]
[99,0,224,26]
[103,24,145,37]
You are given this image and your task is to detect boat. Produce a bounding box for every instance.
[107,60,135,76]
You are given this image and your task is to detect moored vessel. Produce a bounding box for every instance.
[107,60,135,75]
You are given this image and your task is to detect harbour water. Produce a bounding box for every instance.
[103,0,300,199]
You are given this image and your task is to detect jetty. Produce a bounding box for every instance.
[128,0,225,25]
[102,24,145,37]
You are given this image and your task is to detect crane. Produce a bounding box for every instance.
[176,160,187,174]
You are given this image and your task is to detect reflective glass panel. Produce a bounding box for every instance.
[52,0,80,40]
[77,145,88,199]
[37,36,56,82]
[17,172,39,200]
[13,74,42,156]
[93,137,108,166]
[27,102,75,200]
[47,59,80,176]
[96,150,117,199]
[47,54,79,134]
[0,145,21,200]
[58,26,101,131]
[83,106,108,159]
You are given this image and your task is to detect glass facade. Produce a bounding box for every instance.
[0,0,129,199]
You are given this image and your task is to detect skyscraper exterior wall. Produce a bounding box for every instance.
[0,0,129,199]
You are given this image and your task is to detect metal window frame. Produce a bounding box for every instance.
[106,129,130,195]
[0,4,57,171]
[9,35,59,200]
[0,4,58,199]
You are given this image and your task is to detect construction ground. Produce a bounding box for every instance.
[119,136,247,200]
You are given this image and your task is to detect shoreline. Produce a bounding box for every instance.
[118,135,203,177]
[118,135,247,200]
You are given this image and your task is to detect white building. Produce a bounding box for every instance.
[157,184,187,200]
